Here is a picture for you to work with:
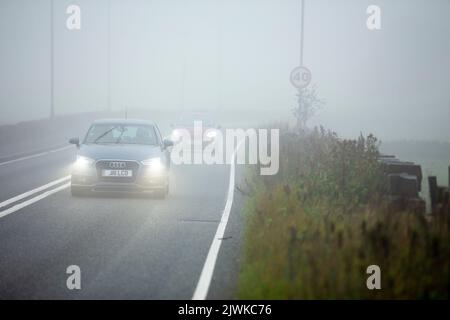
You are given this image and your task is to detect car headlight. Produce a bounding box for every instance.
[141,157,162,166]
[205,130,217,139]
[142,157,165,175]
[74,155,95,169]
[142,157,163,167]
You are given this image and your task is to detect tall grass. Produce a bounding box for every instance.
[237,126,449,299]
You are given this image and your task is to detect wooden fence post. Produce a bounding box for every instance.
[429,176,438,213]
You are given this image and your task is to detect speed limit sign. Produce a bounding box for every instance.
[290,66,311,89]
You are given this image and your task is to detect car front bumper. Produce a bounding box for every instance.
[71,161,168,194]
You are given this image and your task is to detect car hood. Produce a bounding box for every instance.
[78,144,162,161]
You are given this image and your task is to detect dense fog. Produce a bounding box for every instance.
[0,0,449,141]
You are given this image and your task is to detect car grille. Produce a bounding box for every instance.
[96,160,140,183]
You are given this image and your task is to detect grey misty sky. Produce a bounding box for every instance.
[0,0,449,141]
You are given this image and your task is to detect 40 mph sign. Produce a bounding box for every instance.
[290,66,311,89]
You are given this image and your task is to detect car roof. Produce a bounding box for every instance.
[92,118,157,126]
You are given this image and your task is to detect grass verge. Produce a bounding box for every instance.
[237,126,449,299]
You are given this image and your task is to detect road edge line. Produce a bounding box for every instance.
[192,139,244,300]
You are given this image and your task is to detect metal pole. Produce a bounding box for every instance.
[107,0,111,112]
[180,57,186,111]
[296,0,306,129]
[50,0,55,118]
[179,0,187,112]
[299,0,305,67]
[217,0,223,111]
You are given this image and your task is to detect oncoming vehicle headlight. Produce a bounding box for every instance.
[171,129,181,141]
[205,130,217,139]
[141,157,165,173]
[74,155,95,170]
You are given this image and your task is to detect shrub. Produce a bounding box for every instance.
[238,126,449,299]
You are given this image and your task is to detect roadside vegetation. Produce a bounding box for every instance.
[237,125,449,299]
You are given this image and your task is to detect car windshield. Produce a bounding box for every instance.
[84,124,158,145]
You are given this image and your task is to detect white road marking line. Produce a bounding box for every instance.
[192,140,244,300]
[0,145,72,167]
[0,175,71,210]
[0,182,70,219]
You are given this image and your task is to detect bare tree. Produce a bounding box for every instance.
[293,85,324,130]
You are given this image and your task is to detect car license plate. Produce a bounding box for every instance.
[101,169,133,177]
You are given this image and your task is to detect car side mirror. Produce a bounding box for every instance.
[69,137,80,147]
[163,139,174,149]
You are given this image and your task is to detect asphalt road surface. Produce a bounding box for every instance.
[0,145,244,299]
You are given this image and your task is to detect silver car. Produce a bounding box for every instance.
[69,119,173,198]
